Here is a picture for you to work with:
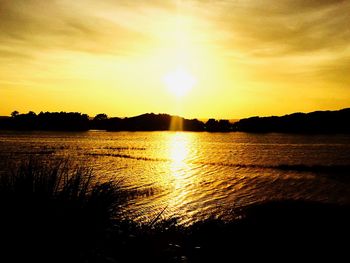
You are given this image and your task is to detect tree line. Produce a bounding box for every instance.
[1,108,350,133]
[233,108,350,133]
[0,111,234,132]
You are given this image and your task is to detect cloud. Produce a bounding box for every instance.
[206,0,350,57]
[0,0,349,88]
[314,56,350,85]
[0,49,33,60]
[2,0,349,57]
[0,0,154,59]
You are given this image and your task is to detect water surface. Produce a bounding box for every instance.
[1,131,349,224]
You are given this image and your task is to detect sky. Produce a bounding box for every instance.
[1,0,350,119]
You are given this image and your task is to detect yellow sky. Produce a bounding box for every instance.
[1,0,350,119]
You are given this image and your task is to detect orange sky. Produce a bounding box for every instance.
[1,0,350,119]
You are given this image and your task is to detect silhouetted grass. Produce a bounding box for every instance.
[0,158,349,262]
[0,158,128,262]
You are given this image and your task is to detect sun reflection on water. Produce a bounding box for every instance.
[169,133,190,166]
[165,132,197,223]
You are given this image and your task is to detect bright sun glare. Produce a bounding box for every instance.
[163,67,197,97]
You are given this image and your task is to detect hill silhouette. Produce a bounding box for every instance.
[1,108,350,133]
[100,113,204,131]
[0,112,211,132]
[234,108,350,133]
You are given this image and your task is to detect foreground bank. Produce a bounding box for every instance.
[0,159,348,262]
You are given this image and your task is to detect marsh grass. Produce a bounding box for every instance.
[0,158,128,262]
[0,158,348,262]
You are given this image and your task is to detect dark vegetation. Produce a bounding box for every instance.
[234,108,350,133]
[100,114,205,131]
[2,111,90,131]
[0,159,349,262]
[1,108,350,133]
[0,111,233,132]
[0,159,125,262]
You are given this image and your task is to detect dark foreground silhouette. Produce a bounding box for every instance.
[2,107,350,133]
[0,159,348,262]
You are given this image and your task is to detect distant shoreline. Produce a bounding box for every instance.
[1,108,350,133]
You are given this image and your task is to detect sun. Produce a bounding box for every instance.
[163,67,197,97]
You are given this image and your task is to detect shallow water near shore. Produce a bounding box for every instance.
[0,130,349,225]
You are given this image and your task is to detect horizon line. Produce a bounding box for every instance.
[2,107,350,121]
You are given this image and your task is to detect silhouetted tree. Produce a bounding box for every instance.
[91,113,109,130]
[205,119,231,132]
[94,113,108,121]
[205,119,219,131]
[218,120,231,131]
[2,108,350,133]
[0,111,89,131]
[11,111,19,118]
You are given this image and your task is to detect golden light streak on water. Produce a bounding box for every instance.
[165,133,197,223]
[1,131,349,224]
[169,133,189,165]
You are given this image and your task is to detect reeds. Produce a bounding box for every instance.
[0,158,348,262]
[0,158,127,262]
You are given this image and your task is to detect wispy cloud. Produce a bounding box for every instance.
[0,0,155,59]
[0,0,349,117]
[2,1,348,59]
[203,0,350,55]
